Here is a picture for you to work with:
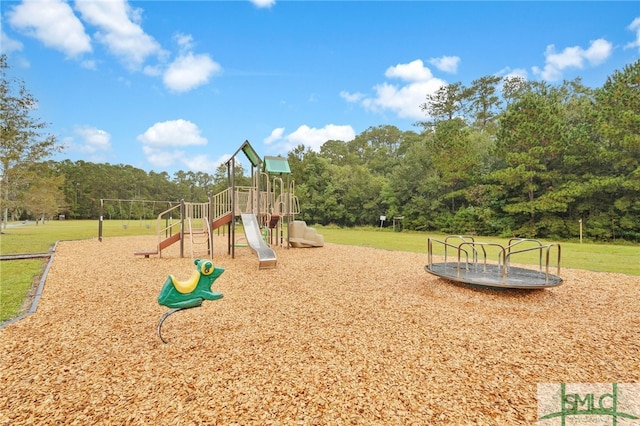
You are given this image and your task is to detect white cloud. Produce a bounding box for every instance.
[264,128,285,145]
[532,38,613,81]
[182,154,229,173]
[141,146,228,172]
[625,17,640,52]
[163,52,222,93]
[250,0,276,8]
[385,59,434,81]
[137,119,210,170]
[342,59,446,120]
[174,33,194,52]
[74,125,111,153]
[142,146,185,169]
[60,125,111,162]
[265,124,356,153]
[74,0,163,69]
[142,64,163,77]
[1,31,24,54]
[137,119,207,147]
[583,39,612,65]
[7,0,91,58]
[364,79,445,119]
[339,91,365,103]
[428,56,460,74]
[80,59,97,70]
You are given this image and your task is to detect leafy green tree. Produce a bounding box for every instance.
[292,150,333,224]
[383,132,441,229]
[467,75,503,134]
[147,170,180,202]
[491,82,571,236]
[319,139,352,166]
[172,170,214,202]
[211,163,230,195]
[286,144,307,178]
[21,174,66,222]
[330,164,385,226]
[592,60,640,240]
[419,82,468,128]
[501,76,529,106]
[0,54,62,228]
[349,125,403,176]
[430,119,483,214]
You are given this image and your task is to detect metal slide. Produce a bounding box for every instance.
[240,213,277,269]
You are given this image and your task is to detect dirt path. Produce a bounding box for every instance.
[1,236,638,425]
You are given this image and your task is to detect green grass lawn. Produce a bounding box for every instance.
[0,259,46,322]
[1,220,638,323]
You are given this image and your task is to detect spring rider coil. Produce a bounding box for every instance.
[157,259,224,343]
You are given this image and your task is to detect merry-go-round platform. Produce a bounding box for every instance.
[425,236,563,289]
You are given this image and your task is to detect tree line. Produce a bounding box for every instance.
[1,53,638,242]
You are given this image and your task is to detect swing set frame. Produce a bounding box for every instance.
[98,199,176,237]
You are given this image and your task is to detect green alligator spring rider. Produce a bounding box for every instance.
[157,258,224,343]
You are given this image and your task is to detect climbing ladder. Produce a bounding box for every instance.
[185,202,212,259]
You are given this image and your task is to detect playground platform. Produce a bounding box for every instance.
[425,262,563,289]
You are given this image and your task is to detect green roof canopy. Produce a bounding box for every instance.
[227,140,261,168]
[240,141,260,168]
[263,156,291,174]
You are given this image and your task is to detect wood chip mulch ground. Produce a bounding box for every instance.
[1,235,638,425]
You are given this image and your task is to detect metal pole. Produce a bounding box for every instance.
[286,177,290,247]
[208,192,213,256]
[579,219,583,244]
[230,160,235,259]
[180,199,185,258]
[98,199,104,242]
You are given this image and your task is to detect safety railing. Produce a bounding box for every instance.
[156,204,180,237]
[211,188,232,222]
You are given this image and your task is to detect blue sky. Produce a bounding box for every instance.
[2,1,639,175]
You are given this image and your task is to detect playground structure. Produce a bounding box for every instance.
[425,235,563,289]
[98,141,303,268]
